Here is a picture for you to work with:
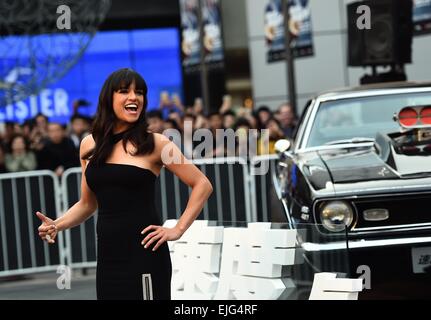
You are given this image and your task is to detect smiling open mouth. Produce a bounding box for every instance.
[124,104,138,113]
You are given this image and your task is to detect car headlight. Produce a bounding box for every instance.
[320,201,355,232]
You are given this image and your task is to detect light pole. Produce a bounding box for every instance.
[282,0,297,115]
[197,0,210,113]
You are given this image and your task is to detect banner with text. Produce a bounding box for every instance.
[264,0,314,63]
[413,0,431,35]
[180,0,225,73]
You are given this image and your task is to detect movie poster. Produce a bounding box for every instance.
[180,0,201,68]
[180,0,224,71]
[264,0,314,63]
[202,0,224,64]
[413,0,431,35]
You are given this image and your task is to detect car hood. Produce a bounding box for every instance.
[317,146,430,183]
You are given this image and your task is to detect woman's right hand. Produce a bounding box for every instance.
[36,211,58,244]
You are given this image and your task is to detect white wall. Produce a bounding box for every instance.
[245,0,431,114]
[221,0,248,49]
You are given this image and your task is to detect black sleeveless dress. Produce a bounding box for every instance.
[85,132,172,300]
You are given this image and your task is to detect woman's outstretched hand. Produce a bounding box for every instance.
[141,225,183,251]
[36,211,58,244]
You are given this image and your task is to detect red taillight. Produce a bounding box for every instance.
[398,107,418,127]
[420,106,431,125]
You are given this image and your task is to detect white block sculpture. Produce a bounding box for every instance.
[214,223,300,300]
[309,272,363,300]
[163,219,224,300]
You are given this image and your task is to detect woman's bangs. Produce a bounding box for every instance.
[112,69,147,94]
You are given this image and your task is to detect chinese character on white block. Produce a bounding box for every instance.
[163,219,224,300]
[309,272,363,300]
[214,222,302,300]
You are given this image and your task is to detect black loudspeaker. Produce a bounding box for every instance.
[347,0,413,67]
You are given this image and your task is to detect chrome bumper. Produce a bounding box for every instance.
[301,236,431,252]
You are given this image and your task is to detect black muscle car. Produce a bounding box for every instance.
[274,82,431,299]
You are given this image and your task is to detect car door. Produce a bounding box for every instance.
[282,99,314,220]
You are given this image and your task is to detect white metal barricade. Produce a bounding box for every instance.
[0,156,275,277]
[61,167,97,269]
[128,157,253,224]
[59,157,253,269]
[249,155,279,222]
[0,170,68,277]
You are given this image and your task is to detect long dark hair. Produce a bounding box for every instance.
[83,68,155,165]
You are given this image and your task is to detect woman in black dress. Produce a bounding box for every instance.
[35,68,213,300]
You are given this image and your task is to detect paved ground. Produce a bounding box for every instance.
[2,268,428,300]
[0,269,96,300]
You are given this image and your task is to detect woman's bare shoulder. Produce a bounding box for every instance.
[152,132,171,147]
[80,134,95,154]
[151,133,175,161]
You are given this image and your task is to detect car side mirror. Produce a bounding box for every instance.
[275,139,291,154]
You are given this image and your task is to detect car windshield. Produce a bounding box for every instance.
[306,91,431,148]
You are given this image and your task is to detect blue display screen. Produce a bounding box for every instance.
[0,28,182,124]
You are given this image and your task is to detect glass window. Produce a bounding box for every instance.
[306,92,431,147]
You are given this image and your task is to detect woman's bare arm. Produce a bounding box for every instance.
[53,134,98,231]
[141,133,213,250]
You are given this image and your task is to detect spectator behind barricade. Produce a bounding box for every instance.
[164,119,181,131]
[235,99,253,119]
[29,113,50,151]
[244,112,259,130]
[69,113,91,150]
[0,143,6,173]
[4,134,37,172]
[34,113,49,136]
[13,123,23,135]
[258,117,285,155]
[220,95,252,121]
[193,97,209,129]
[193,97,204,115]
[233,117,252,132]
[208,111,223,134]
[158,91,184,120]
[36,122,80,176]
[218,94,233,115]
[146,110,165,134]
[21,119,34,141]
[184,105,195,115]
[256,105,272,129]
[1,121,16,147]
[276,103,297,139]
[222,110,236,129]
[182,113,196,130]
[72,98,91,115]
[208,111,225,157]
[233,117,252,157]
[194,113,208,129]
[168,110,184,132]
[172,92,185,113]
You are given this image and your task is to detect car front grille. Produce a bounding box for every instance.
[351,192,431,231]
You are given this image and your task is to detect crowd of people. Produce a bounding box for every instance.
[0,112,90,175]
[0,95,297,175]
[150,94,297,158]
